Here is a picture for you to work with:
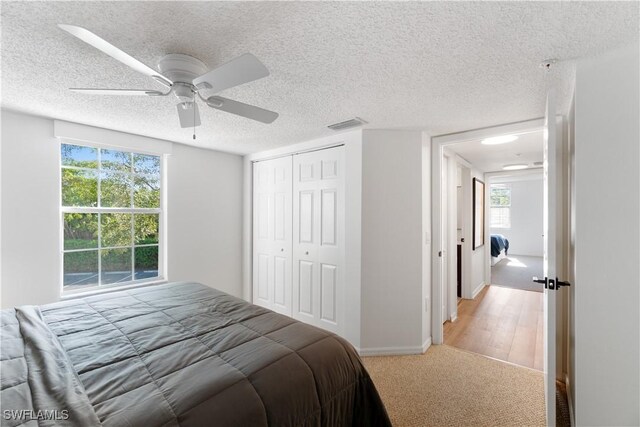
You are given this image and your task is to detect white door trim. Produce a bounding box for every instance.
[430,118,544,344]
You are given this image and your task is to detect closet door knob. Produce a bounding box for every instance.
[281,248,284,252]
[305,251,309,255]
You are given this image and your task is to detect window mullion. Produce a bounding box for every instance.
[130,156,135,283]
[97,148,102,286]
[62,207,161,214]
[98,214,102,286]
[131,212,135,282]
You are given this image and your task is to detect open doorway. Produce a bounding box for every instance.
[434,120,547,370]
[429,90,568,427]
[488,171,545,294]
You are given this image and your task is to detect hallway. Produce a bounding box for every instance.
[444,285,543,370]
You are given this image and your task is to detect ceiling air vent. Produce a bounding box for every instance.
[327,117,367,131]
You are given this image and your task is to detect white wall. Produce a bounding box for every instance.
[0,110,244,309]
[166,143,243,297]
[571,41,639,426]
[360,129,428,352]
[470,168,486,295]
[1,112,61,307]
[489,175,544,257]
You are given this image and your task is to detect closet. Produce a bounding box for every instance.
[252,145,345,334]
[252,156,292,316]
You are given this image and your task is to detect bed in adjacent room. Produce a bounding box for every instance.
[490,234,510,266]
[0,282,390,427]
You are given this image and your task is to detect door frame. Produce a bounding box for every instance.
[430,118,545,344]
[440,150,470,321]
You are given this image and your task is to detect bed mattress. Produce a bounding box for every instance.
[1,282,390,427]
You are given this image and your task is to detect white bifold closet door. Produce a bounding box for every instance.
[292,146,345,333]
[252,156,293,316]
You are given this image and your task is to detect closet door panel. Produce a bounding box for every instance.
[256,253,270,302]
[320,263,337,324]
[273,256,287,307]
[298,191,314,243]
[321,189,337,246]
[252,157,292,315]
[298,260,314,317]
[293,146,344,333]
[293,154,317,322]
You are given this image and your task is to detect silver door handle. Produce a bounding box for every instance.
[305,251,309,255]
[281,248,284,252]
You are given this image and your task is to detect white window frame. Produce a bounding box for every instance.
[490,184,511,229]
[60,140,166,296]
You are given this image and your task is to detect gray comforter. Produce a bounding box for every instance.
[1,282,390,427]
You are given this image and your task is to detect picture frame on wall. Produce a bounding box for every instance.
[472,177,485,250]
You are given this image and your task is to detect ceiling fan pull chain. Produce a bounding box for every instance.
[193,101,197,140]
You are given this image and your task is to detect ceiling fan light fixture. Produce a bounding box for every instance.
[481,135,519,145]
[172,82,195,103]
[503,164,529,171]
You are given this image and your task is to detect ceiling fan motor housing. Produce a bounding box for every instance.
[158,54,208,102]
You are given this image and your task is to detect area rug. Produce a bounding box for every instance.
[491,255,544,292]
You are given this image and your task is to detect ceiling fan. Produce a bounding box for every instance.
[58,24,279,132]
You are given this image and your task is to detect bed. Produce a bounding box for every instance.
[0,282,390,427]
[490,234,510,266]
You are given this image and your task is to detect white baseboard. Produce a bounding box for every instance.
[359,338,432,357]
[472,281,486,299]
[564,373,575,427]
[450,313,458,322]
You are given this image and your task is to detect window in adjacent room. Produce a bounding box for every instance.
[490,183,511,228]
[61,143,162,291]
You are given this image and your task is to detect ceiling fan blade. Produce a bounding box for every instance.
[176,102,201,128]
[70,88,165,96]
[59,24,172,87]
[193,53,269,93]
[206,96,278,124]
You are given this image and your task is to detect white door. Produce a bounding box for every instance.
[542,89,557,426]
[252,156,293,316]
[441,155,449,323]
[292,146,345,333]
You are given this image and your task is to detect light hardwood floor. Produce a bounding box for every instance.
[443,285,543,370]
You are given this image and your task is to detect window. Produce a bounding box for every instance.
[61,143,162,291]
[490,184,511,228]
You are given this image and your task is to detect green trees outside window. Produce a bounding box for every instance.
[61,143,162,289]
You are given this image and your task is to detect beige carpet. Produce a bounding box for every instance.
[362,345,545,427]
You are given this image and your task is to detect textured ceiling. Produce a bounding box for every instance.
[1,2,638,155]
[447,130,543,173]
